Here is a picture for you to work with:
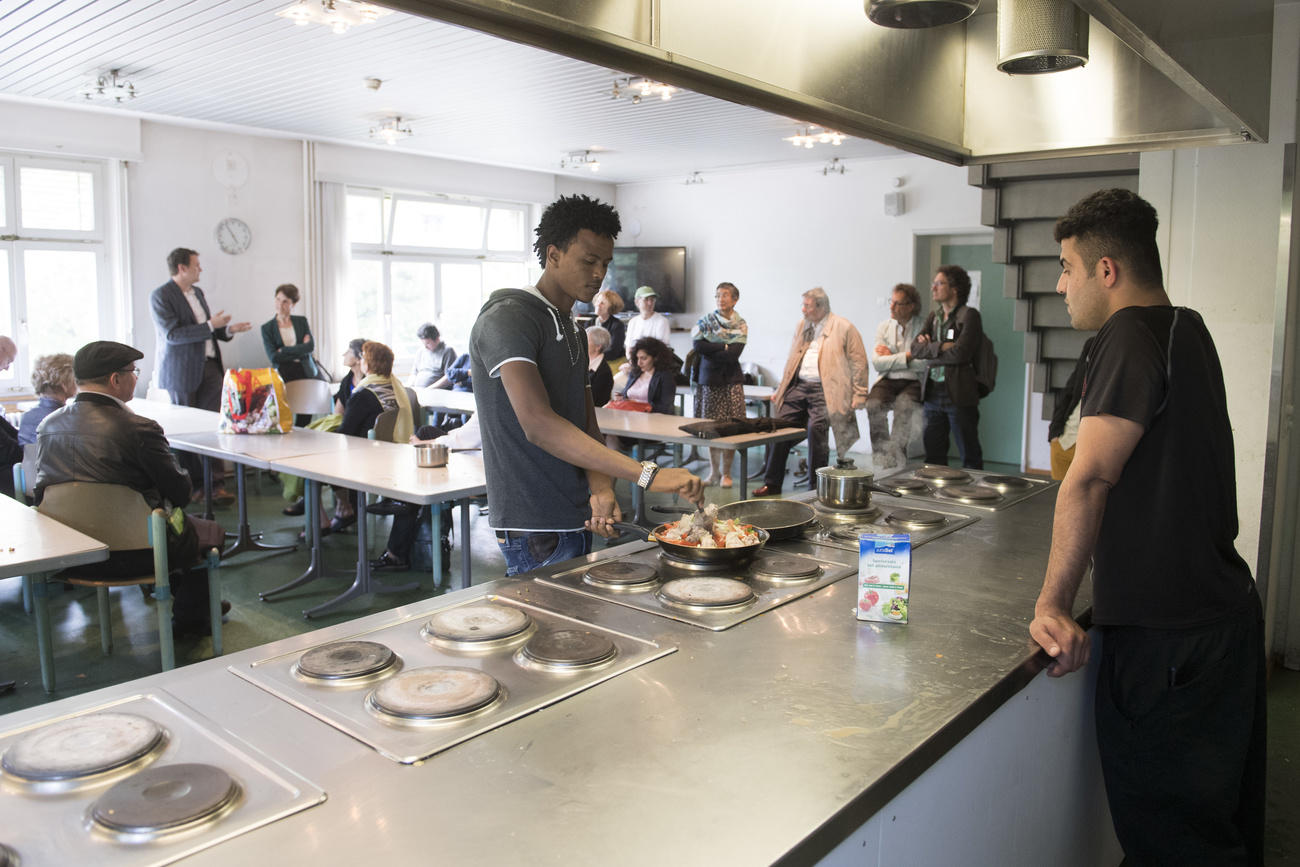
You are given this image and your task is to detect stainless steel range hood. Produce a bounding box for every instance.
[377,0,1272,165]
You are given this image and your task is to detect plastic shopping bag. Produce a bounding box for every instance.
[218,368,292,434]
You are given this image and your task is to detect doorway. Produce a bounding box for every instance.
[914,235,1024,467]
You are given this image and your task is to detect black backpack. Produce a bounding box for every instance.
[972,334,998,397]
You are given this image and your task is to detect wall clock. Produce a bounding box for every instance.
[215,217,252,255]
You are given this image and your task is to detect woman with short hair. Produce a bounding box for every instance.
[586,325,614,407]
[593,289,626,361]
[260,283,317,427]
[19,353,76,445]
[692,282,748,487]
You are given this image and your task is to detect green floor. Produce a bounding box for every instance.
[1,455,1297,864]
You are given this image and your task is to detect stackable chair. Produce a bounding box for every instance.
[284,378,335,419]
[34,482,222,692]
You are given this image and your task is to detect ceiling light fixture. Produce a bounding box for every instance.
[684,172,705,185]
[610,76,679,104]
[559,151,601,172]
[275,0,392,34]
[369,116,412,145]
[784,126,847,149]
[822,158,846,176]
[78,68,138,103]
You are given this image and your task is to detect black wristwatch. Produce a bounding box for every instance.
[636,460,659,489]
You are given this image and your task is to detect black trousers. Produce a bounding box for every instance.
[1095,595,1266,866]
[921,383,982,469]
[762,379,828,490]
[169,358,226,484]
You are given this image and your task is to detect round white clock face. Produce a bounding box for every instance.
[215,217,252,255]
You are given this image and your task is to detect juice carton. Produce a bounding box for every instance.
[856,533,911,623]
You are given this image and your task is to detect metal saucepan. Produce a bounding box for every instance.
[652,499,816,541]
[612,521,769,567]
[815,462,903,509]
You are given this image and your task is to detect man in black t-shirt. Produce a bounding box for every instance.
[1030,189,1264,865]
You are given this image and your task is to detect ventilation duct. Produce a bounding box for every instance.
[865,0,978,29]
[996,0,1089,74]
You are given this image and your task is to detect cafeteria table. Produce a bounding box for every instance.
[266,441,487,617]
[595,408,805,523]
[414,387,477,417]
[673,383,775,416]
[1,495,110,693]
[164,430,352,559]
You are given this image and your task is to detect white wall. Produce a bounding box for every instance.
[1139,3,1300,575]
[127,121,307,383]
[615,156,984,384]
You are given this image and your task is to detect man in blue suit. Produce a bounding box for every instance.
[150,248,250,503]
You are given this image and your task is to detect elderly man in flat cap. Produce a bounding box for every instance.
[35,340,227,638]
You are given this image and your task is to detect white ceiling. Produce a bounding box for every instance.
[0,0,901,183]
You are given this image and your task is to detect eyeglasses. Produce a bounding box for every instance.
[118,366,139,376]
[889,299,913,308]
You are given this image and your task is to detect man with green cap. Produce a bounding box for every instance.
[623,285,671,361]
[35,340,227,638]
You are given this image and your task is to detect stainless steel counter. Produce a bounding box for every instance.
[0,489,1088,865]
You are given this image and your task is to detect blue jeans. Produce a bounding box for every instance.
[922,386,982,468]
[495,530,592,576]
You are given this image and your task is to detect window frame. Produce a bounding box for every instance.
[0,153,115,395]
[342,185,537,371]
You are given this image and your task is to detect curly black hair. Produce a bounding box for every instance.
[1054,188,1163,288]
[935,265,972,306]
[533,194,621,268]
[629,337,675,372]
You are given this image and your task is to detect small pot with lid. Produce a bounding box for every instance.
[815,459,902,509]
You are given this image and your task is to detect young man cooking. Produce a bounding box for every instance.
[469,195,703,575]
[1029,189,1264,864]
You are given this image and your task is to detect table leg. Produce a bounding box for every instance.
[304,493,417,619]
[738,448,749,499]
[202,457,215,520]
[431,506,443,588]
[262,479,348,600]
[32,574,55,693]
[222,464,297,558]
[630,443,647,526]
[459,500,471,590]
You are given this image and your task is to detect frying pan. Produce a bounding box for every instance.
[611,521,770,568]
[652,499,815,542]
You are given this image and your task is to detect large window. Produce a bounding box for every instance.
[0,154,112,394]
[342,188,536,371]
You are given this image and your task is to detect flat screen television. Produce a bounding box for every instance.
[600,246,687,314]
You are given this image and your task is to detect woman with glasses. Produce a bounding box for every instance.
[691,282,748,488]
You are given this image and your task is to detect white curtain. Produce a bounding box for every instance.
[313,180,349,380]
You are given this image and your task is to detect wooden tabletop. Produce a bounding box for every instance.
[595,408,804,450]
[0,496,108,579]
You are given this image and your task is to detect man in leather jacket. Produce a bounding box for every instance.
[35,341,225,637]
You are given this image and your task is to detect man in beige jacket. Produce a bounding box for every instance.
[754,288,870,496]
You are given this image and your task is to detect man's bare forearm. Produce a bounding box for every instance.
[1037,472,1111,614]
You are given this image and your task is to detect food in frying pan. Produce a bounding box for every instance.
[656,506,761,549]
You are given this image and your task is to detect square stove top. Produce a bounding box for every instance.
[873,466,1057,512]
[0,690,325,867]
[787,492,980,552]
[228,593,674,764]
[534,544,854,631]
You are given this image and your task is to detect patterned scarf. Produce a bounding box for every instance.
[357,373,414,443]
[692,309,748,344]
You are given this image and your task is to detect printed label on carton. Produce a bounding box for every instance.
[857,533,910,623]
